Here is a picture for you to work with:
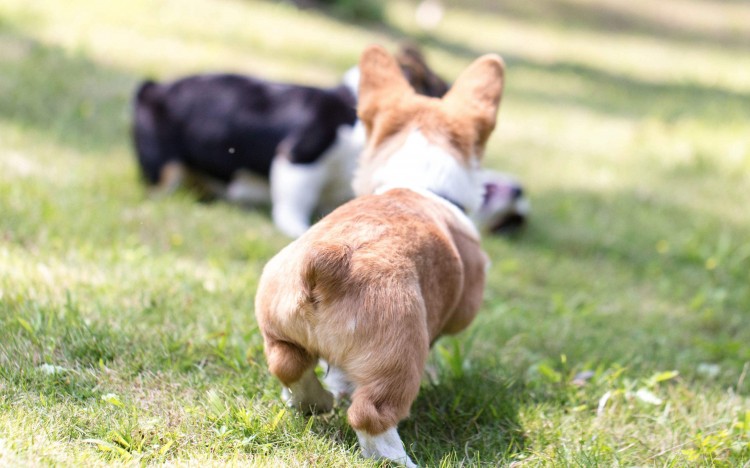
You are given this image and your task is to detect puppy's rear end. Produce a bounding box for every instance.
[256,194,466,466]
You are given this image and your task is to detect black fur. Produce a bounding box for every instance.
[132,73,357,186]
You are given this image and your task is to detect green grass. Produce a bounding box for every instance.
[1,0,749,465]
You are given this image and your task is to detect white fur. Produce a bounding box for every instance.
[270,156,327,238]
[369,129,482,236]
[283,367,333,413]
[471,170,530,232]
[356,427,416,468]
[371,130,483,214]
[270,123,365,237]
[320,360,354,401]
[342,66,361,100]
[317,121,365,213]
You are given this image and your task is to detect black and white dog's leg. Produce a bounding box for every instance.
[225,169,271,207]
[270,156,327,238]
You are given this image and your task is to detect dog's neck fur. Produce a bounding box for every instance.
[354,128,483,234]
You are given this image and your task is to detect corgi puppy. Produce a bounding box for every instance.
[254,45,505,466]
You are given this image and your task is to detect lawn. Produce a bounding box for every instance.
[1,0,749,465]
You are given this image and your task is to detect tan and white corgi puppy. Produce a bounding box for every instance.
[254,44,505,466]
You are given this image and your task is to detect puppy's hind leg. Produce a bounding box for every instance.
[348,370,422,468]
[265,339,333,414]
[225,169,271,206]
[346,343,426,467]
[283,368,334,415]
[357,427,417,468]
[153,161,187,196]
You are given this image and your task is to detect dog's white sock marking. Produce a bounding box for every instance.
[283,367,333,413]
[318,123,365,213]
[281,386,293,405]
[270,157,327,237]
[320,360,354,401]
[342,66,361,100]
[356,427,416,468]
[270,123,364,237]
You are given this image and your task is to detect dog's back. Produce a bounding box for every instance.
[258,189,485,352]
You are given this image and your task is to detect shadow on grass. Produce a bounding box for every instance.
[410,33,750,124]
[0,297,122,401]
[301,366,525,465]
[521,184,749,281]
[0,22,138,154]
[506,59,750,124]
[402,369,525,464]
[3,0,748,159]
[480,185,750,389]
[446,0,750,53]
[359,6,750,126]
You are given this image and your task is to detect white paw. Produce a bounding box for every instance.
[281,386,292,405]
[356,427,416,467]
[288,389,333,414]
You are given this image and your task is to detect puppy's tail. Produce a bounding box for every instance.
[301,242,353,305]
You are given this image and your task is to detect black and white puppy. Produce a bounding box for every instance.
[132,47,528,237]
[133,70,363,237]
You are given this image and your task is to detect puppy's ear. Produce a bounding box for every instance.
[357,45,413,133]
[396,44,449,98]
[443,54,505,154]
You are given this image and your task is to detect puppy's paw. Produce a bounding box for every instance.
[283,368,335,415]
[286,388,334,415]
[357,427,417,467]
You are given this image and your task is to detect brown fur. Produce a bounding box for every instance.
[255,45,504,439]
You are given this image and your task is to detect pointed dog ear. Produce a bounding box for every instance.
[357,45,413,134]
[442,54,505,153]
